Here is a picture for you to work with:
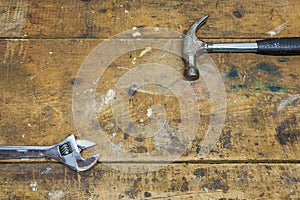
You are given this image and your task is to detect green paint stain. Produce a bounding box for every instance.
[277,57,289,63]
[252,82,287,93]
[265,82,287,92]
[267,85,283,92]
[256,62,279,72]
[241,93,250,98]
[230,85,236,89]
[225,66,239,78]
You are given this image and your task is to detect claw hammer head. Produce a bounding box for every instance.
[56,135,99,172]
[183,15,210,81]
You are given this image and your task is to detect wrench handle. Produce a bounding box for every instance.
[257,37,300,55]
[0,146,50,159]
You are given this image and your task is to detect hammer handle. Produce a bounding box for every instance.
[257,37,300,55]
[206,37,300,55]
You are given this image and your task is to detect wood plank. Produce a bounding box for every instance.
[0,0,299,38]
[0,163,299,199]
[0,39,299,162]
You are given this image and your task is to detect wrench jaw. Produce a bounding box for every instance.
[62,152,99,172]
[54,135,99,172]
[71,153,100,172]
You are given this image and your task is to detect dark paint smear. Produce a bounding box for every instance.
[276,115,299,145]
[231,84,246,91]
[194,168,205,177]
[181,177,189,192]
[220,130,232,148]
[98,9,107,13]
[278,57,289,63]
[42,106,54,117]
[144,192,151,197]
[267,85,283,92]
[202,179,228,192]
[233,11,243,18]
[128,84,137,96]
[225,66,239,78]
[230,85,236,89]
[256,62,279,72]
[134,135,145,142]
[211,180,222,190]
[71,77,82,86]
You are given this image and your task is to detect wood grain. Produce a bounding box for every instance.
[0,0,299,38]
[0,39,299,161]
[0,0,299,199]
[0,163,299,199]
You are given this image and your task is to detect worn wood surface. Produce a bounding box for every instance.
[0,0,300,38]
[1,163,300,199]
[0,0,299,199]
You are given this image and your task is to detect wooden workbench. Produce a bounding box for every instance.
[0,0,299,199]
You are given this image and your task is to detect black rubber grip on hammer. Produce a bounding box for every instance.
[257,37,300,55]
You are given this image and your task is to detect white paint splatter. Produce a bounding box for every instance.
[41,166,52,174]
[203,186,209,193]
[146,108,153,118]
[30,181,37,192]
[83,88,95,94]
[116,66,131,71]
[110,142,124,156]
[267,21,289,37]
[48,190,65,200]
[92,77,100,85]
[139,47,152,57]
[96,89,116,113]
[278,94,299,111]
[107,121,115,128]
[131,57,137,64]
[110,132,117,139]
[132,31,141,37]
[102,89,116,105]
[153,120,170,150]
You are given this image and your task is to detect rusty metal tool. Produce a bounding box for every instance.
[0,134,99,172]
[183,15,300,81]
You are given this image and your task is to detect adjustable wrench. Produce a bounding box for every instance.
[0,134,99,172]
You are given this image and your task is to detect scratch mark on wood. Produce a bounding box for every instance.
[278,94,299,111]
[267,21,289,37]
[0,1,28,37]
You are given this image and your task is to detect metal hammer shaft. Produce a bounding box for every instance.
[206,42,257,52]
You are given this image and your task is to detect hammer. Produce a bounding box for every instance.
[183,15,300,81]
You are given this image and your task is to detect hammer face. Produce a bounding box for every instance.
[184,63,199,81]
